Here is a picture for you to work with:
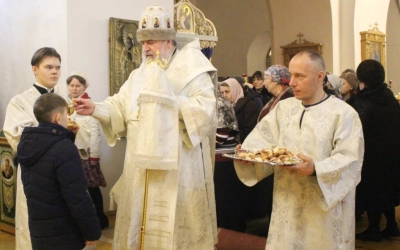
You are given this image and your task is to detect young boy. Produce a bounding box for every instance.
[4,47,90,250]
[17,93,101,250]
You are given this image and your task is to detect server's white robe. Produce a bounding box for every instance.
[93,39,218,250]
[235,96,364,250]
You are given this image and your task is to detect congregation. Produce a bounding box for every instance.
[1,2,400,250]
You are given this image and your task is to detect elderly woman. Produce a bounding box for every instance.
[216,89,238,148]
[340,72,359,101]
[220,78,258,143]
[258,65,293,122]
[248,65,294,235]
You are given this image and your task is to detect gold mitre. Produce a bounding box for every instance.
[137,4,176,42]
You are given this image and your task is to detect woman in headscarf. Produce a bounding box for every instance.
[67,73,109,230]
[323,74,343,99]
[258,65,293,122]
[340,72,359,102]
[220,78,258,143]
[248,65,294,235]
[214,90,245,232]
[216,89,238,148]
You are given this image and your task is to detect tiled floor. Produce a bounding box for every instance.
[1,207,400,250]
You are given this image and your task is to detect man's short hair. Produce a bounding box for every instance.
[356,59,385,87]
[33,93,67,123]
[31,47,61,67]
[295,49,326,72]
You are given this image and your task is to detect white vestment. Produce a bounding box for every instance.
[3,86,90,250]
[93,39,218,250]
[235,96,364,250]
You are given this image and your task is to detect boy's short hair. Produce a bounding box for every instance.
[31,47,61,67]
[34,93,67,123]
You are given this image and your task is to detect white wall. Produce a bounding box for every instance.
[0,0,68,126]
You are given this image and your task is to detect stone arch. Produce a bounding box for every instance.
[247,31,272,74]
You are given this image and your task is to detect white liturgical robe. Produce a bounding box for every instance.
[3,86,90,250]
[93,39,218,250]
[235,96,364,250]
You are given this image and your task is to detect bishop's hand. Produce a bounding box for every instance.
[74,98,95,116]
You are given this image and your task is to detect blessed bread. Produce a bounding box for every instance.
[237,146,301,165]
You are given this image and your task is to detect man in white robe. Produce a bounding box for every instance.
[3,47,90,250]
[74,4,218,250]
[234,50,364,250]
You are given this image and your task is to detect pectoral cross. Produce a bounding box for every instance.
[147,50,169,69]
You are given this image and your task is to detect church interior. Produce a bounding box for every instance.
[1,0,400,249]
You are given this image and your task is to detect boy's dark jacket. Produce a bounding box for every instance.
[17,122,101,250]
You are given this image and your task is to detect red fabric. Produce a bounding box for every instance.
[216,228,267,250]
[80,92,90,99]
[215,154,232,162]
[258,88,294,122]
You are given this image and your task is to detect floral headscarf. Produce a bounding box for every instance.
[222,78,244,106]
[264,65,291,85]
[217,90,238,130]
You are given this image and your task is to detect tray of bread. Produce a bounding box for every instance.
[223,147,302,166]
